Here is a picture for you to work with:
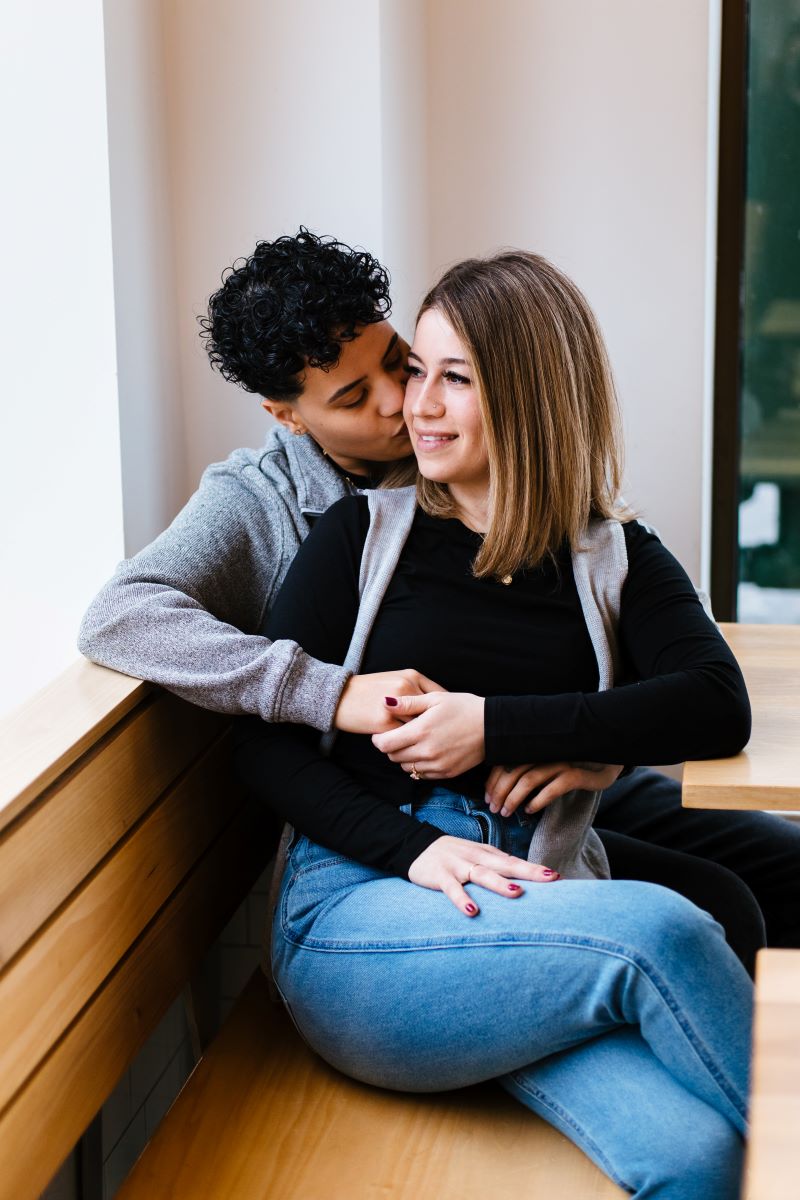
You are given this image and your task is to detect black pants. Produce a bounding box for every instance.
[597,766,800,977]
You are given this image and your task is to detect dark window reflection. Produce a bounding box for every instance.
[739,2,800,622]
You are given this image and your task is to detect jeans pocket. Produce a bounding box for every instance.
[412,791,498,846]
[279,852,385,945]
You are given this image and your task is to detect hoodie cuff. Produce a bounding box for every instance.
[269,642,351,732]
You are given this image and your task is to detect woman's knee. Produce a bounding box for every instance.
[616,880,726,956]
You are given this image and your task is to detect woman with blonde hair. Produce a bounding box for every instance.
[236,250,752,1198]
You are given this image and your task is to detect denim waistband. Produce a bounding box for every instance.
[404,786,541,861]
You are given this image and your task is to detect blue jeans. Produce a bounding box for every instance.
[273,789,752,1199]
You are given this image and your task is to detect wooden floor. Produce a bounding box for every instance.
[119,971,625,1200]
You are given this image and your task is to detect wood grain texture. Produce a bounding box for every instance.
[0,691,227,966]
[0,659,148,835]
[0,732,240,1113]
[743,950,800,1199]
[119,972,625,1200]
[0,800,273,1200]
[683,624,800,810]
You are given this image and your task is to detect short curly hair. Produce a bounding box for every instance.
[199,228,392,401]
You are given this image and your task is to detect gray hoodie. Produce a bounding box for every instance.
[78,427,353,731]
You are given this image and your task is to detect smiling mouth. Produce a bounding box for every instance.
[415,433,458,449]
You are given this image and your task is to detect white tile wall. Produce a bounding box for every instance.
[101,997,193,1199]
[99,858,276,1197]
[101,1072,132,1159]
[103,1111,147,1199]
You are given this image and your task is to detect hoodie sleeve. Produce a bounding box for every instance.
[78,449,350,731]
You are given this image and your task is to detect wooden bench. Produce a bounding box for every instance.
[0,659,624,1199]
[743,950,800,1200]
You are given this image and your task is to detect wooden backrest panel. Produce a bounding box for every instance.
[0,798,273,1200]
[0,729,240,1112]
[0,690,226,966]
[0,660,149,834]
[0,659,274,1199]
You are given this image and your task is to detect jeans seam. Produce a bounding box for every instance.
[289,857,370,881]
[504,1071,633,1192]
[637,959,749,1125]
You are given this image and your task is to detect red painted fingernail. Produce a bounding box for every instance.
[384,696,398,707]
[542,869,559,878]
[465,903,477,914]
[508,883,521,891]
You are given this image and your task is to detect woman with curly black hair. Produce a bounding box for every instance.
[199,228,415,477]
[80,228,425,732]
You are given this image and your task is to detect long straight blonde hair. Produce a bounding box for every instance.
[414,251,629,578]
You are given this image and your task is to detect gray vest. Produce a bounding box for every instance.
[322,486,629,881]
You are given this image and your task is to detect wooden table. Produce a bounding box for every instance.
[680,626,800,1197]
[744,950,800,1200]
[682,623,800,811]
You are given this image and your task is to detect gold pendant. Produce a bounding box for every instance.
[500,574,513,586]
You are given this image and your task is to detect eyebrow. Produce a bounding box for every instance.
[381,332,399,363]
[325,332,401,405]
[407,350,469,366]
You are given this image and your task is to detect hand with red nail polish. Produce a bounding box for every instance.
[408,835,560,917]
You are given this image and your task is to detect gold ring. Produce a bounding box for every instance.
[410,763,422,781]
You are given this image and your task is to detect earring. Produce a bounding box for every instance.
[292,427,306,436]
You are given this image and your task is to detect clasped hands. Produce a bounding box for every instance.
[334,669,621,917]
[334,668,622,817]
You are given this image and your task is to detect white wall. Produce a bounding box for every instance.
[147,0,719,583]
[161,0,387,494]
[92,0,721,583]
[0,0,124,717]
[104,0,186,556]
[424,0,718,584]
[379,0,431,339]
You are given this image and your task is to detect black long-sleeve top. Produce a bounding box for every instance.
[234,496,751,877]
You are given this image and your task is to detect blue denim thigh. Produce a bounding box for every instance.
[272,789,751,1137]
[273,788,532,951]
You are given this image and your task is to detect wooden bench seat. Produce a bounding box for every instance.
[118,968,625,1199]
[5,640,796,1198]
